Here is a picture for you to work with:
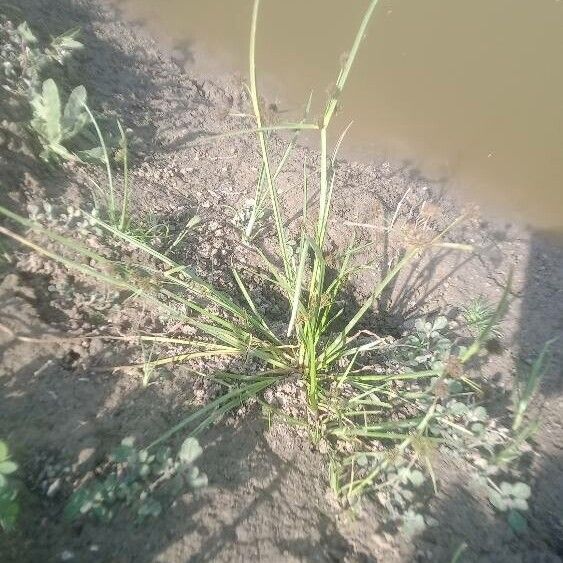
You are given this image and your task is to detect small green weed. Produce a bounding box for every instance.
[65,436,206,523]
[0,440,19,532]
[462,296,503,340]
[30,79,89,162]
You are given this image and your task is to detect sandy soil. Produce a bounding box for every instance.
[0,0,562,561]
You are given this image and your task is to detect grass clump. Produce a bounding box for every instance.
[0,0,550,527]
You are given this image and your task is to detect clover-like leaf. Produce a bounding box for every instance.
[408,469,425,487]
[433,316,448,331]
[507,510,527,534]
[179,437,203,465]
[511,482,531,500]
[489,490,508,512]
[0,461,18,475]
[500,482,513,496]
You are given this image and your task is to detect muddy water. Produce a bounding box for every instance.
[112,0,563,230]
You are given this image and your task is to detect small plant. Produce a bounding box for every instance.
[399,315,452,369]
[489,481,531,512]
[65,436,206,523]
[0,440,19,532]
[512,339,554,431]
[462,296,503,340]
[2,20,83,95]
[0,0,552,530]
[30,79,90,162]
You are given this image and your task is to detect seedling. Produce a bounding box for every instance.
[30,79,89,162]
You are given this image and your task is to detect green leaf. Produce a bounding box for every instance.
[433,316,448,331]
[178,437,203,465]
[0,442,8,462]
[489,490,508,511]
[507,510,528,534]
[408,469,425,487]
[76,146,105,164]
[0,461,18,475]
[511,482,531,500]
[512,498,529,511]
[0,487,19,532]
[500,482,513,495]
[33,79,62,143]
[61,85,88,141]
[17,22,37,44]
[64,487,94,521]
[137,497,161,519]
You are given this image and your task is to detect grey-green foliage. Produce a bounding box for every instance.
[400,316,452,369]
[65,436,207,523]
[30,79,89,162]
[0,440,19,532]
[489,481,531,512]
[3,21,83,94]
[462,296,503,339]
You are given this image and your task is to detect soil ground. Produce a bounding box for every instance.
[0,0,562,561]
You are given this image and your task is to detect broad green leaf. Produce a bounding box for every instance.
[507,510,527,534]
[49,143,76,161]
[35,79,62,143]
[500,482,513,495]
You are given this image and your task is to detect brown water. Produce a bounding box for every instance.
[112,0,563,230]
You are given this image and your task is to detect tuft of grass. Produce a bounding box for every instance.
[0,0,549,515]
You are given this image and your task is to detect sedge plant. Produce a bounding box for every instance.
[0,0,542,505]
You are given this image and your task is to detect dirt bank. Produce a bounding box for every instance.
[0,1,562,562]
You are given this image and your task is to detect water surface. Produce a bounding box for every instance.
[112,0,563,230]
